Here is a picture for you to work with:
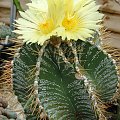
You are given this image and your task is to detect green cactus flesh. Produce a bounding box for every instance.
[12,38,119,120]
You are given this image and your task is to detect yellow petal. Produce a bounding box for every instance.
[64,0,74,16]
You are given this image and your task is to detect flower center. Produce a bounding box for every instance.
[62,16,79,31]
[39,19,54,34]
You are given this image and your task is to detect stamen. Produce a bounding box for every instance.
[62,15,79,31]
[39,19,54,34]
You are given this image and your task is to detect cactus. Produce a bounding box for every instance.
[0,23,16,39]
[12,37,119,120]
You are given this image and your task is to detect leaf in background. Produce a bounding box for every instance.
[13,0,23,11]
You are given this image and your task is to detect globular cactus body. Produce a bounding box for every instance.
[12,38,119,120]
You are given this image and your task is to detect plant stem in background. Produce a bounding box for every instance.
[10,0,17,30]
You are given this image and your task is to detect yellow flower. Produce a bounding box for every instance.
[58,0,103,41]
[27,0,48,13]
[14,0,64,45]
[14,0,103,44]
